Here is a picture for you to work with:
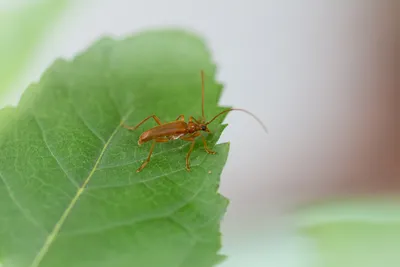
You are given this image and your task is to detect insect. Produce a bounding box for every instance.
[122,70,267,172]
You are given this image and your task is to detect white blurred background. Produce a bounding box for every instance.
[1,1,399,266]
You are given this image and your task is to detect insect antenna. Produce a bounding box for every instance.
[205,108,268,133]
[201,70,205,122]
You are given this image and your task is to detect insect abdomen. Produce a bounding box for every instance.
[138,121,188,145]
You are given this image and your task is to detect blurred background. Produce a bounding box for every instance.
[1,0,398,266]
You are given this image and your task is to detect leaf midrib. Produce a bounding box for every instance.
[29,114,127,267]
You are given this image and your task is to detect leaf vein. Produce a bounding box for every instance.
[88,165,189,190]
[57,165,207,237]
[72,107,106,144]
[96,142,192,170]
[33,115,79,188]
[29,111,131,267]
[0,171,46,232]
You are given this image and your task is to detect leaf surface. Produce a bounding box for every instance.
[0,29,230,267]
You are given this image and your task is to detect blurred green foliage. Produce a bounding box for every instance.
[0,0,70,100]
[298,198,400,267]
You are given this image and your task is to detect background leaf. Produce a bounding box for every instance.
[297,198,400,267]
[0,29,230,267]
[0,0,70,100]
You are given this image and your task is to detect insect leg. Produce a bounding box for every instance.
[175,115,185,121]
[186,140,196,172]
[188,116,200,124]
[180,133,214,171]
[122,115,162,131]
[180,132,201,141]
[136,138,169,172]
[136,140,156,172]
[178,132,201,171]
[201,135,216,154]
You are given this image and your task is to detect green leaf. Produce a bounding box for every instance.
[0,0,70,99]
[297,197,400,267]
[0,29,230,267]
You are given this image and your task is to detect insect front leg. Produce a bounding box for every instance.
[122,115,163,131]
[179,132,200,141]
[180,132,201,171]
[181,133,216,155]
[201,135,216,154]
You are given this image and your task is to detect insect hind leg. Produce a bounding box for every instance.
[122,115,162,131]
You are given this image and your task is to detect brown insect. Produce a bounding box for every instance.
[122,70,267,172]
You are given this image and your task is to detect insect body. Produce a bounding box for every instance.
[122,70,267,172]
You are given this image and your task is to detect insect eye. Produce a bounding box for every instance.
[201,126,206,130]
